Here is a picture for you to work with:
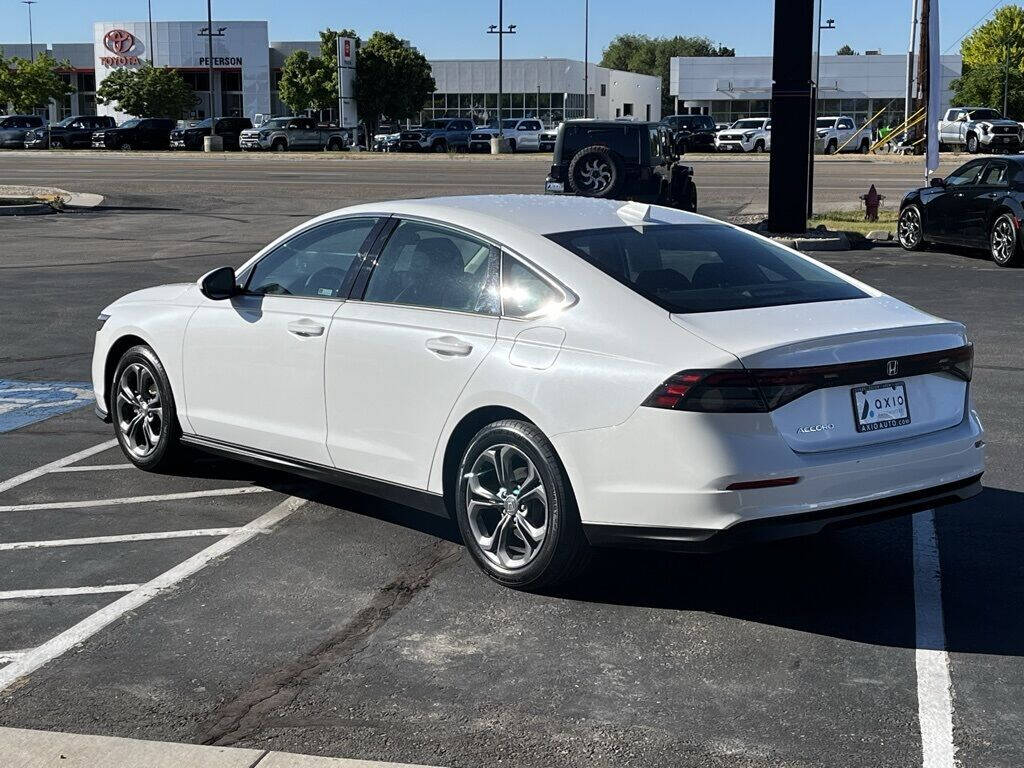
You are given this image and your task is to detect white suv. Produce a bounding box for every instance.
[715,118,772,153]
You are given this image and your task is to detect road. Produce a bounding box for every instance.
[0,150,1022,768]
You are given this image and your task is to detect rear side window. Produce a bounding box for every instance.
[363,220,500,314]
[502,257,562,317]
[546,224,867,314]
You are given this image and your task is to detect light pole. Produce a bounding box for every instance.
[148,0,154,64]
[486,1,516,152]
[198,13,226,133]
[21,1,36,61]
[808,3,835,217]
[1004,42,1011,117]
[583,0,589,118]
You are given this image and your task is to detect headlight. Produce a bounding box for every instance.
[744,132,756,139]
[258,131,271,138]
[981,125,989,135]
[96,313,110,332]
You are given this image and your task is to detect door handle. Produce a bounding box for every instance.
[287,319,325,337]
[425,335,473,357]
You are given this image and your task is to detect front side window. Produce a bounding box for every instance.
[502,256,563,318]
[363,221,499,314]
[547,224,867,314]
[839,119,854,129]
[946,162,985,188]
[246,217,379,298]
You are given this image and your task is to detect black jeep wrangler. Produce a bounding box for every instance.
[544,120,697,211]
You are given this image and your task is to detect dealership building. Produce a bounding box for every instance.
[1,19,661,126]
[671,54,963,129]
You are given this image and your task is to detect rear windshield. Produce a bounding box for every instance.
[546,224,868,314]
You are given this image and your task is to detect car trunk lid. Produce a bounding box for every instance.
[671,297,971,452]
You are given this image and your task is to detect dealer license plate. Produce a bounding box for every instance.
[851,381,911,433]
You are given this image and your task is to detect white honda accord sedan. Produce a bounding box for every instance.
[93,195,984,589]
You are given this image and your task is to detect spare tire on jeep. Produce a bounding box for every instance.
[567,145,623,198]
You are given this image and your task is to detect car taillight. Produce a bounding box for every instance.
[642,370,767,412]
[942,344,973,382]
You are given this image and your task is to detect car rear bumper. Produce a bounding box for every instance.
[584,473,982,552]
[553,404,985,536]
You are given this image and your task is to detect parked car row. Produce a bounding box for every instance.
[0,114,356,152]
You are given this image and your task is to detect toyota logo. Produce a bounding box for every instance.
[887,360,899,377]
[103,29,136,55]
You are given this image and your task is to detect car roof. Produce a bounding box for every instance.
[335,195,707,237]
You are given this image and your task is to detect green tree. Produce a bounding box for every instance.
[354,31,435,138]
[96,64,196,117]
[836,44,859,55]
[0,51,74,113]
[952,64,1024,120]
[962,5,1024,70]
[277,49,335,114]
[600,34,735,116]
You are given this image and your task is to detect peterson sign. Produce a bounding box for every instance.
[101,29,141,66]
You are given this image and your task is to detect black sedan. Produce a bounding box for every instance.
[662,114,717,153]
[898,156,1023,267]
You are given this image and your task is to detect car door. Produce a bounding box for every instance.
[182,216,383,464]
[836,118,855,151]
[325,218,500,488]
[963,160,1009,245]
[519,120,542,150]
[923,160,985,241]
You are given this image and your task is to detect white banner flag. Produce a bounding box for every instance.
[926,0,941,172]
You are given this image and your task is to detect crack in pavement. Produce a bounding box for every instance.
[196,538,462,748]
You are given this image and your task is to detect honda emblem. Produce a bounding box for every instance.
[887,360,898,377]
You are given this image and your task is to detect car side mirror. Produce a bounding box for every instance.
[929,177,946,188]
[199,266,238,300]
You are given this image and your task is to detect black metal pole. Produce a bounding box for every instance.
[584,0,589,118]
[207,0,216,134]
[767,0,816,233]
[498,0,503,136]
[1004,44,1010,117]
[22,1,36,61]
[148,0,154,64]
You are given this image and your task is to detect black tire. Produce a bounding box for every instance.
[326,137,343,151]
[508,138,517,153]
[120,141,133,151]
[859,138,871,154]
[685,180,698,212]
[271,138,287,152]
[966,135,979,154]
[990,212,1023,267]
[566,145,623,198]
[432,139,448,153]
[753,139,766,153]
[50,137,65,149]
[897,204,926,251]
[825,139,838,155]
[455,420,590,590]
[111,345,184,471]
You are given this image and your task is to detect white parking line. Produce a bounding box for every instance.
[0,651,29,664]
[50,464,133,473]
[0,440,117,494]
[0,528,242,551]
[0,496,306,692]
[0,485,271,512]
[913,510,957,768]
[0,584,139,600]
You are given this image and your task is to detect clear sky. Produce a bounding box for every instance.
[0,0,1007,59]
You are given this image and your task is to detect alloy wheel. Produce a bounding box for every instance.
[898,207,922,249]
[115,362,163,458]
[991,215,1017,265]
[464,444,548,571]
[573,156,613,194]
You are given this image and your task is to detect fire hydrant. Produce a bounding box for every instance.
[861,184,885,222]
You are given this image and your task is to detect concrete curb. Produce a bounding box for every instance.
[0,186,105,211]
[0,726,443,768]
[64,192,105,208]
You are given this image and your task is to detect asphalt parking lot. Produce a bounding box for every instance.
[0,150,1022,768]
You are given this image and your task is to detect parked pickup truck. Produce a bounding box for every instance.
[399,118,474,152]
[238,116,347,152]
[814,116,871,154]
[468,119,544,153]
[938,107,1022,154]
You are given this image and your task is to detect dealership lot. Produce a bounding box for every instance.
[0,151,1022,767]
